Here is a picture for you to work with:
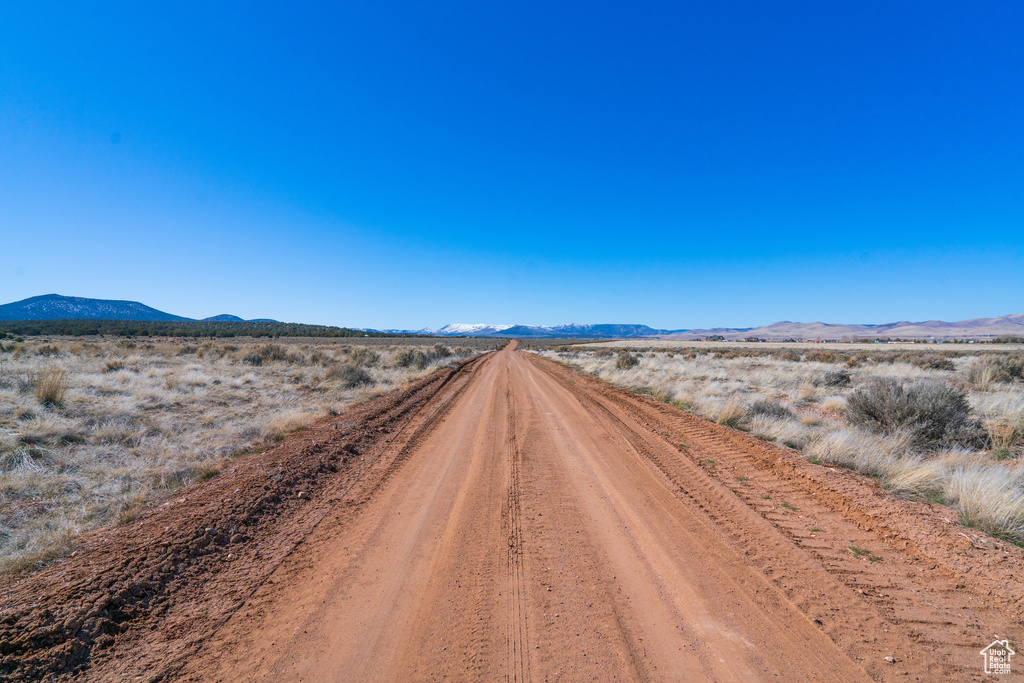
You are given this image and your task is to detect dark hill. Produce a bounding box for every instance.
[0,295,275,324]
[0,294,190,322]
[202,314,245,322]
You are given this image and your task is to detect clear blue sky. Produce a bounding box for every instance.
[2,2,1021,329]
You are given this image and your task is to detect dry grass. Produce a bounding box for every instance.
[538,344,1024,543]
[0,337,483,573]
[33,368,68,407]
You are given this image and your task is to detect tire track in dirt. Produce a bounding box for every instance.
[528,352,1024,681]
[503,362,530,683]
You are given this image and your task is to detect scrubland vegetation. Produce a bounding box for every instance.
[539,344,1024,543]
[0,337,483,573]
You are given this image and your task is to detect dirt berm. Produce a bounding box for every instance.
[2,343,1022,681]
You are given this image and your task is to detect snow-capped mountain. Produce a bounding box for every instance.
[434,323,514,336]
[359,324,514,336]
[370,323,679,338]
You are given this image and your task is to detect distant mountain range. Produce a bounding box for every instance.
[378,323,675,338]
[367,323,677,338]
[0,294,278,323]
[378,316,1024,340]
[668,314,1024,341]
[2,294,1020,340]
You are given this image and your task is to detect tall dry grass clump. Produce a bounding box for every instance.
[986,418,1023,460]
[966,359,1000,391]
[33,368,69,407]
[943,464,1024,542]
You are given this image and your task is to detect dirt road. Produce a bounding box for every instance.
[3,343,1021,681]
[187,344,1020,681]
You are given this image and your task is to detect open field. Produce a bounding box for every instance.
[0,336,488,573]
[535,342,1024,543]
[2,343,1023,681]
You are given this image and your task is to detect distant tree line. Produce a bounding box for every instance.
[0,319,400,339]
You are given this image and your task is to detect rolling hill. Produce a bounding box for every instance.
[0,294,275,323]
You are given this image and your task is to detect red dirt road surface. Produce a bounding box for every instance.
[3,343,1023,681]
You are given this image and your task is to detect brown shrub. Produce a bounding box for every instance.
[615,353,639,370]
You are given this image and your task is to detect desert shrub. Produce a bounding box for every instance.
[329,363,373,388]
[395,349,429,369]
[258,344,288,362]
[196,341,217,358]
[103,359,125,373]
[178,345,198,356]
[748,400,793,420]
[430,344,452,360]
[805,351,842,364]
[998,354,1024,380]
[909,353,956,371]
[845,354,866,368]
[34,368,69,407]
[242,351,264,366]
[966,358,1009,390]
[308,349,328,366]
[35,345,61,357]
[817,369,851,387]
[349,347,380,367]
[846,378,983,448]
[982,354,1024,383]
[594,349,614,359]
[616,353,640,370]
